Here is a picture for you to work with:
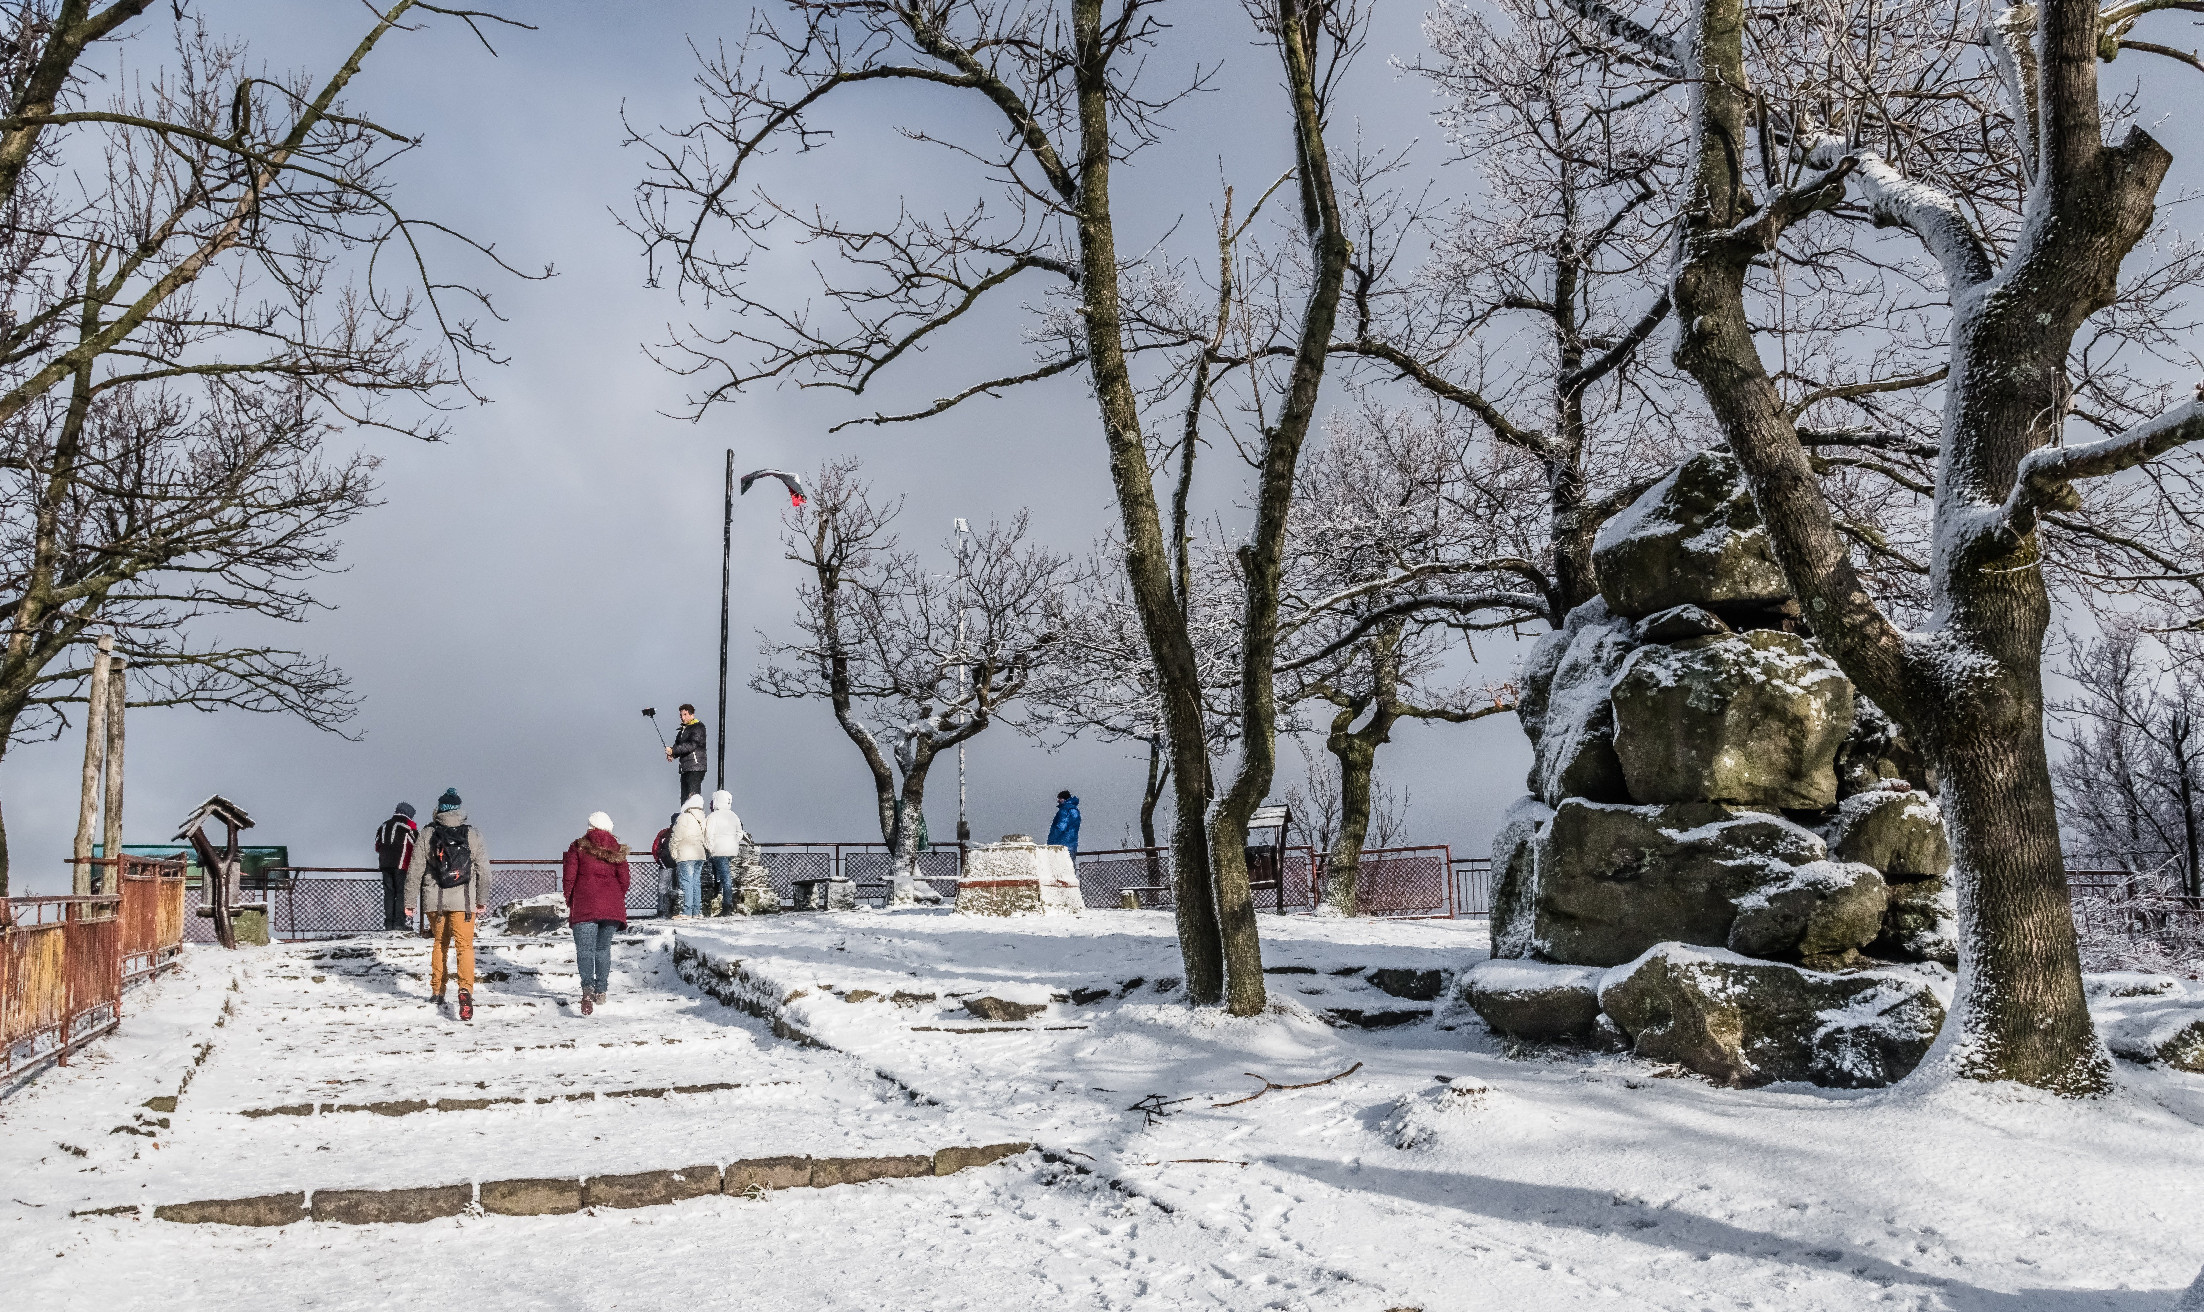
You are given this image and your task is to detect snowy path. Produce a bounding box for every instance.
[674,910,2204,1312]
[5,912,2202,1310]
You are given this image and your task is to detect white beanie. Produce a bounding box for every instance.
[587,811,615,834]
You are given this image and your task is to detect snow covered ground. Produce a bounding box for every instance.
[4,908,2202,1310]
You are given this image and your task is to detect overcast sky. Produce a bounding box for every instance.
[6,0,1538,888]
[7,1,2198,891]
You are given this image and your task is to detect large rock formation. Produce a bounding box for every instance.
[1478,448,1956,1088]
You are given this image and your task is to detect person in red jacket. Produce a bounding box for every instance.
[561,811,630,1015]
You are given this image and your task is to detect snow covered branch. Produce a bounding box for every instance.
[2006,396,2204,535]
[1554,0,1685,77]
[1802,138,1994,289]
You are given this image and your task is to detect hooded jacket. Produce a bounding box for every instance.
[562,828,631,926]
[405,809,489,916]
[1047,795,1081,854]
[704,791,746,858]
[669,795,709,862]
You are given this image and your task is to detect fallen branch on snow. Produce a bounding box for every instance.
[1212,1061,1364,1108]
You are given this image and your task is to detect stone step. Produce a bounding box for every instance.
[117,1143,1032,1226]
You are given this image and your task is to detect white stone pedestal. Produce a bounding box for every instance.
[956,837,1082,916]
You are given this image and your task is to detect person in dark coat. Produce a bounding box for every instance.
[561,810,630,1015]
[374,802,418,930]
[1047,790,1081,856]
[666,704,708,804]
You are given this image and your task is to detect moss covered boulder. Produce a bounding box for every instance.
[1597,943,1945,1087]
[1825,787,1950,877]
[1874,876,1959,967]
[1459,959,1603,1041]
[1529,799,1827,967]
[1590,450,1792,619]
[1516,600,1637,806]
[1726,860,1887,963]
[1609,630,1854,809]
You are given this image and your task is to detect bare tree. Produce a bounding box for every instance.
[0,2,534,891]
[2051,624,2204,897]
[631,0,1374,1014]
[1025,541,1240,855]
[755,458,1071,900]
[1589,0,2204,1091]
[1276,406,1515,912]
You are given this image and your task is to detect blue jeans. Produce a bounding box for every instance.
[708,856,735,913]
[572,920,614,995]
[676,860,705,916]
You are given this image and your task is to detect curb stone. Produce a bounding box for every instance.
[138,1145,1037,1225]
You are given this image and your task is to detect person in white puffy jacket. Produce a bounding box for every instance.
[669,794,709,917]
[704,790,747,917]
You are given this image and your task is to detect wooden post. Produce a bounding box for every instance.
[102,654,126,890]
[72,636,112,895]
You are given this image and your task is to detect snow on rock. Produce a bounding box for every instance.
[1609,629,1855,809]
[1597,942,1945,1088]
[1486,795,1552,960]
[1516,599,1637,805]
[1590,448,1793,619]
[1823,786,1950,876]
[955,838,1082,916]
[2106,1005,2204,1072]
[1726,859,1887,964]
[1528,799,1827,966]
[1458,958,1603,1041]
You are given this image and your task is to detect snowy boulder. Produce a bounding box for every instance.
[1517,600,1637,805]
[2084,972,2182,999]
[1597,943,1945,1088]
[500,894,568,935]
[1530,800,1827,967]
[1487,797,1552,960]
[1726,860,1887,964]
[2104,1006,2204,1073]
[1609,630,1854,809]
[1872,877,1959,967]
[1636,603,1732,643]
[1459,958,1603,1041]
[1824,786,1950,877]
[1590,449,1792,620]
[1833,695,1935,797]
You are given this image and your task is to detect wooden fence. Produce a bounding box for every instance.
[3,857,186,1092]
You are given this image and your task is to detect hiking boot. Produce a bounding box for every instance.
[580,993,593,1016]
[458,990,474,1022]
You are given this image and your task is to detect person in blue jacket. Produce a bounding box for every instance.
[1047,790,1081,855]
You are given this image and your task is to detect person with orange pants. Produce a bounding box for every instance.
[403,787,490,1021]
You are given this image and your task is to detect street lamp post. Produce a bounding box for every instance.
[717,449,733,794]
[954,517,971,845]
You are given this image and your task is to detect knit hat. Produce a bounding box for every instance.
[587,811,615,834]
[436,788,462,812]
[394,801,415,819]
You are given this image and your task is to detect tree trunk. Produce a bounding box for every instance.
[1140,736,1168,890]
[887,751,937,904]
[1664,0,2151,1093]
[72,636,112,894]
[1323,729,1376,916]
[1071,0,1224,1005]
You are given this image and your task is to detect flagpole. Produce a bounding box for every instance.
[717,448,732,795]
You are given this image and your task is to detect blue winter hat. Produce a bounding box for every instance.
[436,788,462,812]
[394,801,416,819]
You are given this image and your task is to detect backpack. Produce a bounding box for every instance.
[427,824,473,889]
[652,826,673,869]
